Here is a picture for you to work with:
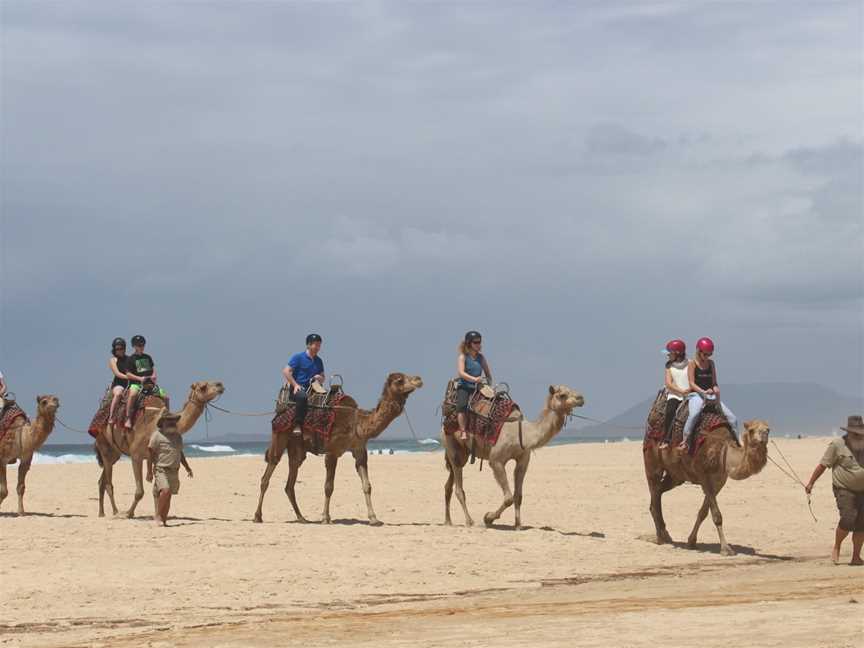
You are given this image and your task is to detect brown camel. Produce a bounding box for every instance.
[93,381,224,518]
[643,403,770,555]
[443,384,585,530]
[254,373,423,525]
[0,395,60,515]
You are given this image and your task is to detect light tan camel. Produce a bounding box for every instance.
[0,395,60,515]
[93,381,224,518]
[442,384,585,530]
[643,417,770,556]
[254,373,423,525]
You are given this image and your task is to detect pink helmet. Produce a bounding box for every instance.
[696,337,715,353]
[665,339,686,354]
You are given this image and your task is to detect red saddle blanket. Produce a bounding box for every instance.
[88,390,166,438]
[642,391,732,453]
[444,395,519,446]
[271,392,347,442]
[0,403,29,442]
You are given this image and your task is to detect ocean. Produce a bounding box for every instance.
[29,435,634,464]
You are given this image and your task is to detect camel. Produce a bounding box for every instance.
[93,380,224,518]
[254,372,423,525]
[0,395,60,515]
[442,384,585,530]
[643,406,770,556]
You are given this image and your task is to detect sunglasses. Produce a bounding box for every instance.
[471,340,482,345]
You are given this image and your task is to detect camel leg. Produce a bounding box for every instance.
[451,458,473,527]
[687,496,711,548]
[444,454,455,526]
[254,434,288,523]
[16,456,33,515]
[646,471,675,545]
[284,447,308,523]
[483,460,513,527]
[0,462,7,511]
[122,456,145,519]
[321,453,339,524]
[703,487,734,556]
[512,452,531,530]
[353,448,381,526]
[97,449,120,518]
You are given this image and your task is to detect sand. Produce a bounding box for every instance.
[1,437,861,647]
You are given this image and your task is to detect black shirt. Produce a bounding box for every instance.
[128,353,155,379]
[694,361,715,391]
[111,355,132,388]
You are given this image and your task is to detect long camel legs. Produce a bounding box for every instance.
[353,448,381,526]
[646,469,677,544]
[97,446,120,517]
[451,457,473,527]
[444,456,455,525]
[512,452,531,530]
[253,434,288,523]
[687,495,711,547]
[123,456,145,518]
[703,486,735,555]
[0,463,7,511]
[321,453,339,524]
[483,460,513,527]
[16,456,32,515]
[284,447,307,523]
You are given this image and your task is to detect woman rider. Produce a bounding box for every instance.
[455,330,493,442]
[108,337,131,423]
[680,337,738,450]
[659,339,689,448]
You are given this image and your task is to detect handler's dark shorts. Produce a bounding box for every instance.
[455,386,472,413]
[833,486,864,532]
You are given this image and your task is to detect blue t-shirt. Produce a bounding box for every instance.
[288,352,325,389]
[459,353,485,390]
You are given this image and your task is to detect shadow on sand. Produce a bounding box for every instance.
[0,511,88,519]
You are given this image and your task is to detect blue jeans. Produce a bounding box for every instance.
[681,393,737,443]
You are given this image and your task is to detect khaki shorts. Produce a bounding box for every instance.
[153,468,180,496]
[833,486,864,532]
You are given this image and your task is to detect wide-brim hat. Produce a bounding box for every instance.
[157,412,182,429]
[840,415,864,435]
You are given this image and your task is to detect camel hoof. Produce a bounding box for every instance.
[253,514,263,524]
[483,513,496,527]
[369,518,383,527]
[514,524,523,531]
[686,537,697,548]
[720,546,736,557]
[444,519,452,526]
[465,517,474,527]
[321,516,332,525]
[295,516,309,524]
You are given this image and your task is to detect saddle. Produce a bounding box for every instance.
[442,379,519,446]
[643,391,733,453]
[0,401,29,461]
[271,381,346,455]
[87,385,168,438]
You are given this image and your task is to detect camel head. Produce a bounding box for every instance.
[742,419,770,447]
[35,394,60,416]
[381,373,424,401]
[547,385,585,413]
[188,380,225,404]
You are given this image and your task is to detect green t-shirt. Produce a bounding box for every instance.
[820,437,864,492]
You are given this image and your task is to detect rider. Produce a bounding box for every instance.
[455,330,493,442]
[125,335,167,428]
[659,339,689,448]
[108,337,131,423]
[680,337,738,450]
[282,334,325,436]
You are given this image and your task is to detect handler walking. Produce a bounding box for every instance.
[805,415,864,566]
[147,412,193,526]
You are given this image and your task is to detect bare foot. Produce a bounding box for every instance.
[457,431,468,442]
[831,546,841,564]
[124,419,132,429]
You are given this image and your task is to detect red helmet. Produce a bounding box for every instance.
[665,339,686,354]
[696,337,715,353]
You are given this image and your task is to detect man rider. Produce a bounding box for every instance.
[282,334,325,436]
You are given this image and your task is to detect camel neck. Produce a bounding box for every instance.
[525,405,567,450]
[726,435,767,480]
[359,395,405,441]
[28,411,56,452]
[177,398,205,435]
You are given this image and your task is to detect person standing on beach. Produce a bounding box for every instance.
[455,330,493,442]
[805,416,864,566]
[147,412,193,526]
[282,334,325,436]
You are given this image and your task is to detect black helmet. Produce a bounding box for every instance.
[305,333,323,345]
[464,330,482,343]
[111,337,126,352]
[131,335,146,346]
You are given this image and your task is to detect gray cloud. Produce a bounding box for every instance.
[1,1,861,442]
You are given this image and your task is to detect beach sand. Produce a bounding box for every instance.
[1,437,861,647]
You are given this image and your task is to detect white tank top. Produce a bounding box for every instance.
[666,361,689,401]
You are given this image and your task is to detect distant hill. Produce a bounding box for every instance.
[565,383,863,439]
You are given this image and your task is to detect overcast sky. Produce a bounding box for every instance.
[1,1,862,443]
